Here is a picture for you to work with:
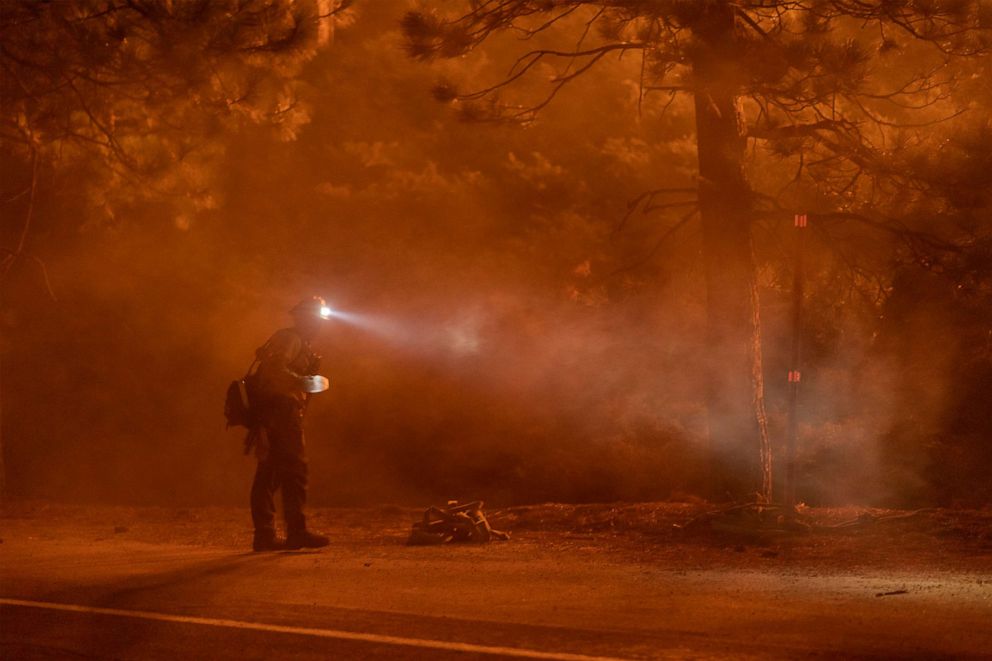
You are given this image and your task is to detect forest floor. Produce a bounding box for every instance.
[3,500,991,572]
[2,501,991,659]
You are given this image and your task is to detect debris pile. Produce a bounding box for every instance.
[407,501,510,545]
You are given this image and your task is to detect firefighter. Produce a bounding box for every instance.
[249,296,332,551]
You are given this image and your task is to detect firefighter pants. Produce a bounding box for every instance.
[250,396,308,537]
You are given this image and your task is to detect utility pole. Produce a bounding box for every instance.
[784,213,808,516]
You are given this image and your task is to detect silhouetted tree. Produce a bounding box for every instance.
[403,1,992,501]
[0,0,352,498]
[1,0,354,217]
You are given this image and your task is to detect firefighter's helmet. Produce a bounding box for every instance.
[290,296,333,320]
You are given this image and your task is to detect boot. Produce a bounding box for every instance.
[252,531,285,552]
[285,530,329,550]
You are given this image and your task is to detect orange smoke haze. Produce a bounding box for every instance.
[2,1,990,508]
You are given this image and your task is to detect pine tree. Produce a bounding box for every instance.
[402,1,992,501]
[0,0,352,499]
[0,0,354,215]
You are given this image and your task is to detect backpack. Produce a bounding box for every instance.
[224,378,254,429]
[223,347,264,429]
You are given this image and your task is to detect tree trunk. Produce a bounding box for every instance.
[0,344,5,503]
[690,2,772,502]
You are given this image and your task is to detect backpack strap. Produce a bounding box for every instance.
[244,338,270,380]
[243,359,260,381]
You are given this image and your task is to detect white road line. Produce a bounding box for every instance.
[0,598,628,661]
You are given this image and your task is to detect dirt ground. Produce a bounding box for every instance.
[3,500,991,572]
[2,501,991,659]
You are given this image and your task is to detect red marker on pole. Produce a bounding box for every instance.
[785,213,807,518]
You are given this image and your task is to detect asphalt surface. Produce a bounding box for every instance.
[2,535,991,659]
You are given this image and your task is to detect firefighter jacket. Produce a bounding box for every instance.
[253,327,319,403]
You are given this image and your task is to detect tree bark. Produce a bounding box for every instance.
[690,2,772,502]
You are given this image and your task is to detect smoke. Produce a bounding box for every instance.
[2,0,988,508]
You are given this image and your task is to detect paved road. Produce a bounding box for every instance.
[2,536,990,659]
